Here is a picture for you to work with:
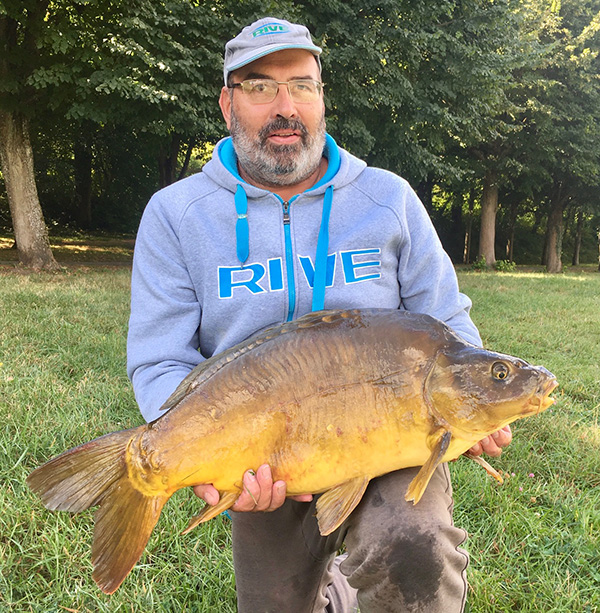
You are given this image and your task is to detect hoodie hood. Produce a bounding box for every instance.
[201,133,367,312]
[202,133,367,196]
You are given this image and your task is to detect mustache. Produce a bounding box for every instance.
[258,118,309,144]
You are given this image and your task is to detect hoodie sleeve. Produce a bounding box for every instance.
[396,183,482,347]
[127,192,205,423]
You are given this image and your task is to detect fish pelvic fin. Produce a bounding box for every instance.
[405,430,452,505]
[27,428,169,594]
[463,451,504,484]
[182,491,238,535]
[316,476,370,536]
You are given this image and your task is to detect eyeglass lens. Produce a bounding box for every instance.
[239,79,322,103]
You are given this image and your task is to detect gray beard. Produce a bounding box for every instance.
[230,113,326,187]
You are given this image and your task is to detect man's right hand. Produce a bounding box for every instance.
[193,464,313,513]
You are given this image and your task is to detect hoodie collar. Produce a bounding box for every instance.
[217,133,341,194]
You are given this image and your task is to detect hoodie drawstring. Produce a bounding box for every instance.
[311,185,333,312]
[235,184,249,265]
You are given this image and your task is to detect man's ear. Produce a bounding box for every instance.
[219,86,232,130]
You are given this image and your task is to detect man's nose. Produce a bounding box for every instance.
[271,84,298,118]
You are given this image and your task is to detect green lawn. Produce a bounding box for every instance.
[1,266,598,612]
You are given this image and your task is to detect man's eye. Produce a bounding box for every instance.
[292,81,315,93]
[250,81,269,93]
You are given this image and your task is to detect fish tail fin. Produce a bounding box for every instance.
[27,428,169,594]
[91,478,168,593]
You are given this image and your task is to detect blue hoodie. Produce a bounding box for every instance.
[128,135,482,422]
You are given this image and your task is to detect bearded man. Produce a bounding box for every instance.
[127,17,511,613]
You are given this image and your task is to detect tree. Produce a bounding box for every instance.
[0,2,60,270]
[510,0,600,272]
[0,0,258,262]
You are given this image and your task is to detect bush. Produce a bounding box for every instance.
[494,259,516,272]
[471,255,488,271]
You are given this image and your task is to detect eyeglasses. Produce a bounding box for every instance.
[229,79,323,104]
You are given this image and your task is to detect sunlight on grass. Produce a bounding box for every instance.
[0,234,134,263]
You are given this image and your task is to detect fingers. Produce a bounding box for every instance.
[290,494,314,503]
[191,465,313,514]
[193,483,220,506]
[231,464,284,513]
[469,425,513,458]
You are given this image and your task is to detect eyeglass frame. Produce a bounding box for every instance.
[228,78,324,104]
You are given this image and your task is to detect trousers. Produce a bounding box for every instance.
[231,464,469,612]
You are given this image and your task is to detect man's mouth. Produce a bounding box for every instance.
[267,130,302,144]
[259,120,307,147]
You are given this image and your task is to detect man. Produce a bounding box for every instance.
[127,17,511,612]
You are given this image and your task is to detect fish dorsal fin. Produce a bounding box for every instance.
[158,309,366,414]
[315,476,370,536]
[405,430,452,504]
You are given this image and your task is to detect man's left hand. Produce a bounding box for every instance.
[468,425,512,457]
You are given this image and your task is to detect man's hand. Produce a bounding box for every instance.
[468,425,512,457]
[193,464,313,512]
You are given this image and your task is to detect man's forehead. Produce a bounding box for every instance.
[233,49,321,80]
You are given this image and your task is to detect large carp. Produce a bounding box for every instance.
[27,308,557,594]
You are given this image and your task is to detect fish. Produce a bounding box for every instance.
[27,308,558,594]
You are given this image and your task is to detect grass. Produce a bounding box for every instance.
[0,264,598,611]
[454,271,600,613]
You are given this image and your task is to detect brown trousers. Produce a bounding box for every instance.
[231,465,469,612]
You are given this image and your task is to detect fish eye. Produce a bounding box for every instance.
[492,362,510,380]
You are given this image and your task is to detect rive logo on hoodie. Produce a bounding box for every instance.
[218,248,381,299]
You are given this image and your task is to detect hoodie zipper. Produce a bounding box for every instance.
[282,200,296,321]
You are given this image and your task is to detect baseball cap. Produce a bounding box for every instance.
[223,17,322,85]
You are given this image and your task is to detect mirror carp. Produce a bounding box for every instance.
[27,308,558,593]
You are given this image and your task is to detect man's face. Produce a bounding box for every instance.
[219,49,326,188]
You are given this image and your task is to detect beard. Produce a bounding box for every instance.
[230,111,326,187]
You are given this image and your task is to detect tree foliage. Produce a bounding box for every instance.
[1,0,600,269]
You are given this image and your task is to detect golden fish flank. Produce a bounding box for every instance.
[27,308,558,594]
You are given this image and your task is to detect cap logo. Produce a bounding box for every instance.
[252,23,291,37]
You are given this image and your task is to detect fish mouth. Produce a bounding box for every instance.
[528,377,559,414]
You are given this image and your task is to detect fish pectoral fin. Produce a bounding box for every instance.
[405,430,452,505]
[182,491,238,535]
[463,451,504,484]
[315,476,370,537]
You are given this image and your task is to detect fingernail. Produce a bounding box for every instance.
[247,469,256,478]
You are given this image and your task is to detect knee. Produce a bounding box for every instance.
[341,523,468,612]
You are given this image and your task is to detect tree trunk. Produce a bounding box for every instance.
[571,208,583,266]
[463,189,475,264]
[0,110,59,271]
[158,133,181,188]
[545,187,565,273]
[506,199,519,263]
[415,179,434,214]
[73,126,94,229]
[177,137,195,181]
[478,169,498,268]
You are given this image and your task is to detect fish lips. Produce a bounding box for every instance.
[527,371,559,414]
